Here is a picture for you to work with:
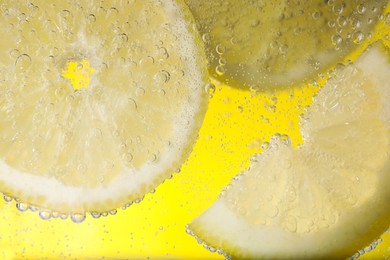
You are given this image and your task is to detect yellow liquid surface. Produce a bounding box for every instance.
[1,5,390,260]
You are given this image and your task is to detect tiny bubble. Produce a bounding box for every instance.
[71,213,86,223]
[215,65,226,76]
[215,44,226,55]
[39,211,52,220]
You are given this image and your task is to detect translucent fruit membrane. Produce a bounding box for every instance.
[0,2,389,260]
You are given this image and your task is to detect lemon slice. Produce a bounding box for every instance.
[0,0,208,216]
[188,44,390,258]
[184,0,388,88]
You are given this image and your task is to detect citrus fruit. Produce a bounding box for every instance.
[184,0,388,88]
[188,44,390,258]
[0,0,209,218]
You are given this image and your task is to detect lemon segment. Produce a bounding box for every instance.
[0,0,208,215]
[189,44,390,258]
[184,0,388,88]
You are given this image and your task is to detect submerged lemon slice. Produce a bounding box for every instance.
[188,44,390,258]
[0,0,208,215]
[184,0,388,88]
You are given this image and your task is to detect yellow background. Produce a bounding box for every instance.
[0,6,390,260]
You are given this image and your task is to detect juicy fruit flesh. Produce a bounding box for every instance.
[0,0,208,214]
[184,0,388,88]
[189,45,390,258]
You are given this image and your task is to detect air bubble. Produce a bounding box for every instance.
[9,49,20,59]
[332,4,344,15]
[281,134,291,145]
[15,54,32,70]
[357,4,366,14]
[16,202,29,212]
[337,16,347,27]
[71,213,86,223]
[261,142,270,150]
[109,209,117,215]
[351,18,361,30]
[39,211,52,220]
[279,44,288,54]
[202,33,211,43]
[119,33,128,43]
[124,153,133,163]
[327,20,336,28]
[353,31,364,44]
[3,195,12,202]
[249,85,261,95]
[311,11,321,20]
[153,70,170,84]
[55,87,65,99]
[158,47,169,60]
[59,214,68,220]
[139,56,155,66]
[215,65,226,76]
[283,215,297,232]
[331,34,342,45]
[215,44,226,55]
[251,19,260,27]
[87,14,96,23]
[90,212,101,219]
[219,57,227,65]
[60,9,72,20]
